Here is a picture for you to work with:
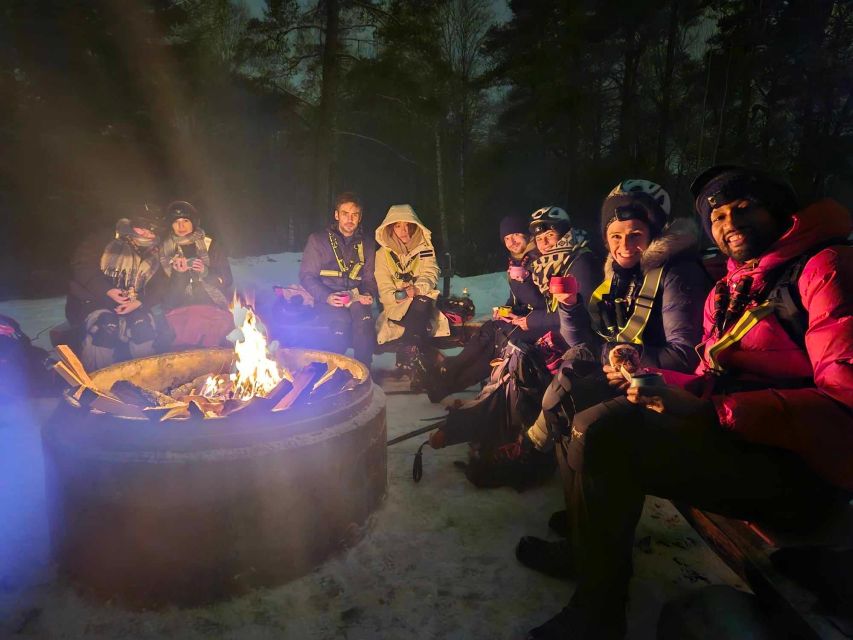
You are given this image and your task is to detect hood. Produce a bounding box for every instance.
[604,217,700,280]
[375,204,433,254]
[724,198,851,276]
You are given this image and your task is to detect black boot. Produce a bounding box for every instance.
[515,536,576,579]
[526,603,626,640]
[548,509,569,538]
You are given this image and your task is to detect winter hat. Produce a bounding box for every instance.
[116,217,159,246]
[601,179,670,239]
[165,200,200,224]
[690,165,799,238]
[499,215,528,240]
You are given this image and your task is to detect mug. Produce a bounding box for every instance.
[549,275,578,295]
[508,265,528,280]
[496,305,513,317]
[338,292,351,305]
[629,372,665,389]
[394,289,408,301]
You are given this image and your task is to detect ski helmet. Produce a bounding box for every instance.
[529,206,571,237]
[601,179,671,239]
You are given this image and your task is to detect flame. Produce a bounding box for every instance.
[228,300,283,400]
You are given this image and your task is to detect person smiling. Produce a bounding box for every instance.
[516,167,853,640]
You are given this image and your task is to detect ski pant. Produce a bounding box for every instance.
[317,302,375,367]
[557,395,845,615]
[396,295,433,345]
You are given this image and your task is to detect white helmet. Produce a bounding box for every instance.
[607,179,671,217]
[529,206,571,236]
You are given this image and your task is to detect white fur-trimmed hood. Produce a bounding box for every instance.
[603,217,700,280]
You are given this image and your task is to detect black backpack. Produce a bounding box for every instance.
[766,238,849,347]
[426,337,555,490]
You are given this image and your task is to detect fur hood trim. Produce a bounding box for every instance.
[604,217,700,280]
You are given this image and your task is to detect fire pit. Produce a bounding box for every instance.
[42,347,387,608]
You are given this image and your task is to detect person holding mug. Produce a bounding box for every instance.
[423,214,578,402]
[518,179,712,581]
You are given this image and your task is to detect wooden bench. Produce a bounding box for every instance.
[675,502,853,639]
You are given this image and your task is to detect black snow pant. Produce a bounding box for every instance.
[317,302,375,367]
[557,395,844,618]
[396,295,434,345]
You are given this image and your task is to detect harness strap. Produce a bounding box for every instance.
[325,231,364,281]
[385,250,420,284]
[705,301,774,373]
[616,266,664,343]
[589,266,665,344]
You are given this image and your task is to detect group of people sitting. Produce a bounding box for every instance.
[295,168,851,639]
[65,200,233,370]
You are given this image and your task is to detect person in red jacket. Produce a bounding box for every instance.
[518,166,853,640]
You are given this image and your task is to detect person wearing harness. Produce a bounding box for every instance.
[424,209,600,403]
[299,192,378,367]
[518,179,711,576]
[515,167,853,640]
[374,204,449,382]
[66,212,167,370]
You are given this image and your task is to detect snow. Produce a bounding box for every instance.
[0,252,744,639]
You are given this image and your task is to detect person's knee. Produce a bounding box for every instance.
[126,311,156,345]
[567,399,634,473]
[85,310,121,349]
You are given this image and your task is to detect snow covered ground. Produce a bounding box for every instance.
[0,252,743,639]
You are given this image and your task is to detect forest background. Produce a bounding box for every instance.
[1,0,851,298]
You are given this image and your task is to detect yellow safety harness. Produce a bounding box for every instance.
[319,231,364,280]
[385,250,420,286]
[589,266,664,344]
[704,300,775,373]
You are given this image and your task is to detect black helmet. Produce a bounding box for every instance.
[529,206,571,237]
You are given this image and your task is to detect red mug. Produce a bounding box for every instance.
[549,275,578,295]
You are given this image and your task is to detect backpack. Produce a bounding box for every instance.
[767,238,849,347]
[426,336,556,490]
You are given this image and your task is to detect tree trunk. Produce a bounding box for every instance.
[655,0,679,172]
[434,122,450,254]
[313,0,340,215]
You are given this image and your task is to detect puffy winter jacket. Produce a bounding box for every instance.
[374,205,450,344]
[299,224,378,305]
[692,199,853,490]
[583,218,710,372]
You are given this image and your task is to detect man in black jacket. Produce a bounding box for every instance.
[299,192,378,367]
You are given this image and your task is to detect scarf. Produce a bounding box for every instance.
[159,229,211,275]
[159,229,228,308]
[100,224,160,294]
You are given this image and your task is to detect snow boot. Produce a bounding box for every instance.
[515,536,576,579]
[526,603,626,640]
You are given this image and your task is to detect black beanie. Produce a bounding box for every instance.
[690,166,799,238]
[499,215,528,240]
[166,200,199,223]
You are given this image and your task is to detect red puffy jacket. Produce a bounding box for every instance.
[692,199,853,489]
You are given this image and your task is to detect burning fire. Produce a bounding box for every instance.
[202,299,287,401]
